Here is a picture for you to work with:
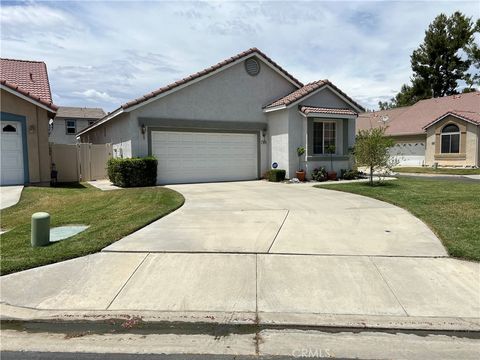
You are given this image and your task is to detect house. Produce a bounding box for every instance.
[49,106,105,144]
[357,92,480,168]
[78,48,364,184]
[1,58,58,185]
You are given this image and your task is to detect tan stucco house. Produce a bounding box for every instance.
[357,92,480,168]
[78,48,365,184]
[1,58,58,185]
[49,106,105,145]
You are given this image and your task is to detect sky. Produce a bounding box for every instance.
[1,0,479,111]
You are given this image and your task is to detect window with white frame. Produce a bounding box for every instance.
[440,124,460,154]
[313,121,336,154]
[65,119,76,135]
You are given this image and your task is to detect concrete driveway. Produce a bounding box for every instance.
[2,181,478,339]
[104,181,446,257]
[0,186,23,210]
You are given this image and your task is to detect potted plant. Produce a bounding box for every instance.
[326,144,337,180]
[296,146,306,181]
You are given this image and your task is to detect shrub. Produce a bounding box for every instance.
[311,167,327,182]
[107,157,158,187]
[266,169,286,182]
[340,169,362,180]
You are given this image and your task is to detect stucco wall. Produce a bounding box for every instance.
[80,113,137,158]
[131,59,297,123]
[82,57,297,173]
[1,89,51,183]
[425,115,479,167]
[281,86,356,179]
[299,87,357,110]
[50,117,92,144]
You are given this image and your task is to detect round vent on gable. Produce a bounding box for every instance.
[245,57,260,76]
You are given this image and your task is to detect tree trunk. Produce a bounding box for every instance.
[370,165,373,185]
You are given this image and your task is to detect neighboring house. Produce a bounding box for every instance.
[49,106,105,144]
[0,58,57,185]
[78,48,364,184]
[357,92,480,167]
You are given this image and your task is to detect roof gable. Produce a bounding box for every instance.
[357,92,480,135]
[121,48,303,111]
[264,80,365,113]
[423,110,480,129]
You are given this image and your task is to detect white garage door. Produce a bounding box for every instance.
[390,142,425,166]
[1,121,25,185]
[152,131,258,184]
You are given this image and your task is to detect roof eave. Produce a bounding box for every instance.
[0,83,57,113]
[76,107,124,136]
[422,112,480,129]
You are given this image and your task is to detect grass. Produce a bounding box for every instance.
[394,167,480,175]
[0,184,184,275]
[315,177,480,261]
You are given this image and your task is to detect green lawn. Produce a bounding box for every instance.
[315,178,480,261]
[394,167,480,175]
[0,184,184,275]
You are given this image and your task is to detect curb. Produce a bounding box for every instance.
[2,304,479,333]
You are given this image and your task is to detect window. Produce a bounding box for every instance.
[441,124,460,154]
[313,121,336,154]
[2,124,17,133]
[66,119,76,135]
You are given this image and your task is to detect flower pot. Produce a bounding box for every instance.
[296,170,305,182]
[327,171,337,180]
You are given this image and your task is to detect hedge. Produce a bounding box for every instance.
[107,157,158,187]
[266,169,286,182]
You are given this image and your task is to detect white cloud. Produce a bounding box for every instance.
[1,1,478,111]
[74,89,118,103]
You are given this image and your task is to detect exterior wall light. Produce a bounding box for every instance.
[261,129,267,144]
[141,124,146,135]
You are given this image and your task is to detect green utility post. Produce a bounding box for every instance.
[31,212,50,247]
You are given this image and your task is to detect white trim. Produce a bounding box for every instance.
[76,107,124,136]
[264,104,287,113]
[423,112,480,129]
[298,111,357,120]
[264,84,364,114]
[1,84,56,113]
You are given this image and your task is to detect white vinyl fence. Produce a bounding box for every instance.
[50,143,112,182]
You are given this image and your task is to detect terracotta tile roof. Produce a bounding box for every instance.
[121,47,303,110]
[264,80,365,112]
[56,106,106,119]
[0,58,57,111]
[299,106,357,116]
[357,92,480,135]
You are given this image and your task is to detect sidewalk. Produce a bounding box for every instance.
[1,252,478,331]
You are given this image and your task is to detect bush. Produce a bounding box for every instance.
[340,169,363,180]
[266,169,286,182]
[311,167,327,182]
[107,157,158,187]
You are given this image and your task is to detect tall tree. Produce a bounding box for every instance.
[381,12,479,109]
[465,19,480,90]
[411,12,477,97]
